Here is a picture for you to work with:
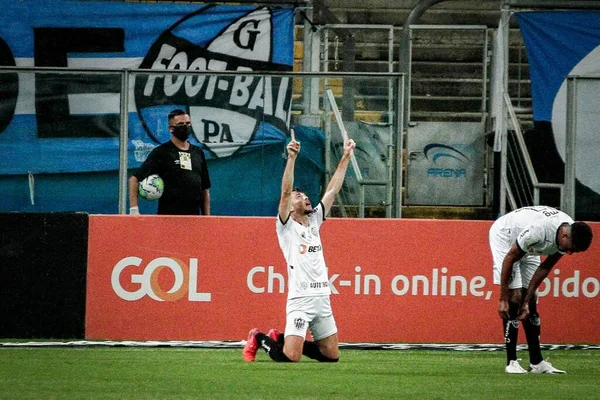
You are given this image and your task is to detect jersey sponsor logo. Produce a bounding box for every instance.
[300,244,322,254]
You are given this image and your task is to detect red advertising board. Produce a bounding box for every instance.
[86,216,600,343]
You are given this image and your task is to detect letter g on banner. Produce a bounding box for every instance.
[111,256,188,301]
[0,37,18,135]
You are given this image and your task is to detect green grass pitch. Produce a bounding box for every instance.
[1,348,598,399]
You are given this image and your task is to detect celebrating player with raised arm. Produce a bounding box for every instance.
[243,128,356,362]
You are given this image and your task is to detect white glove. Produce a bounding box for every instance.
[129,206,140,215]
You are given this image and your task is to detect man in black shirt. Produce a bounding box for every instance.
[129,109,211,215]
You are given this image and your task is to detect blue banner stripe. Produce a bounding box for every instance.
[516,11,600,121]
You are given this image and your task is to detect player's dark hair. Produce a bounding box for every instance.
[168,109,187,121]
[571,221,593,252]
[292,187,304,194]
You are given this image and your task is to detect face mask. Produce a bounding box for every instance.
[172,125,191,141]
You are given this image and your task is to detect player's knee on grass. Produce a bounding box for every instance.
[315,333,339,359]
[302,340,339,362]
[283,337,304,362]
[319,346,339,361]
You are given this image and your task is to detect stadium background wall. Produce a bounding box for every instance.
[0,213,88,338]
[2,213,599,343]
[88,216,600,344]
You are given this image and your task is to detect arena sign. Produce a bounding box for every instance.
[0,0,294,174]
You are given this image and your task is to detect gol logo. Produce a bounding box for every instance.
[111,256,211,302]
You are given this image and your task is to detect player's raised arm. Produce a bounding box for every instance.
[278,129,300,222]
[321,133,355,215]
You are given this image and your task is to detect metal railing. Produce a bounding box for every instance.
[503,92,563,210]
[0,65,404,216]
[325,89,391,218]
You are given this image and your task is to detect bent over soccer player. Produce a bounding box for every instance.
[243,128,356,363]
[489,206,593,374]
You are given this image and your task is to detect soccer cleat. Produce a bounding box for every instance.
[267,328,283,342]
[530,360,566,374]
[242,328,260,362]
[505,360,528,374]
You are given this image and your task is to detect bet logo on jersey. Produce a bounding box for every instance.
[134,5,293,158]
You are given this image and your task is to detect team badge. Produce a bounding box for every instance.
[134,5,293,158]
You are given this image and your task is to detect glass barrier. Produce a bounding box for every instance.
[0,68,123,213]
[0,68,403,217]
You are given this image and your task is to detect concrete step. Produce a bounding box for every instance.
[318,43,528,64]
[325,0,501,10]
[322,0,506,27]
[331,205,494,220]
[411,96,487,112]
[412,61,529,79]
[413,78,531,98]
[409,111,485,122]
[412,61,484,78]
[297,26,525,46]
[314,60,530,83]
[400,205,494,220]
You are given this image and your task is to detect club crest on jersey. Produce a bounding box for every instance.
[134,5,293,158]
[294,318,306,330]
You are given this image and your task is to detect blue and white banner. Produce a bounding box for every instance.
[517,11,600,218]
[0,0,295,175]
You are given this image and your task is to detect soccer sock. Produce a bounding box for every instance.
[523,300,543,365]
[504,302,520,365]
[255,333,291,363]
[302,340,339,362]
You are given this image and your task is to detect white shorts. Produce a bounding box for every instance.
[489,222,540,289]
[285,295,338,341]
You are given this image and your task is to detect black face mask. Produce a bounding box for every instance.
[172,125,191,141]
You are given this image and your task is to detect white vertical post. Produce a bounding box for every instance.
[498,7,510,216]
[323,29,332,188]
[118,69,130,214]
[302,1,320,118]
[394,75,405,218]
[564,77,577,216]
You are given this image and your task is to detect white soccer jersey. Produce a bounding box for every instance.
[276,202,331,299]
[495,206,574,255]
